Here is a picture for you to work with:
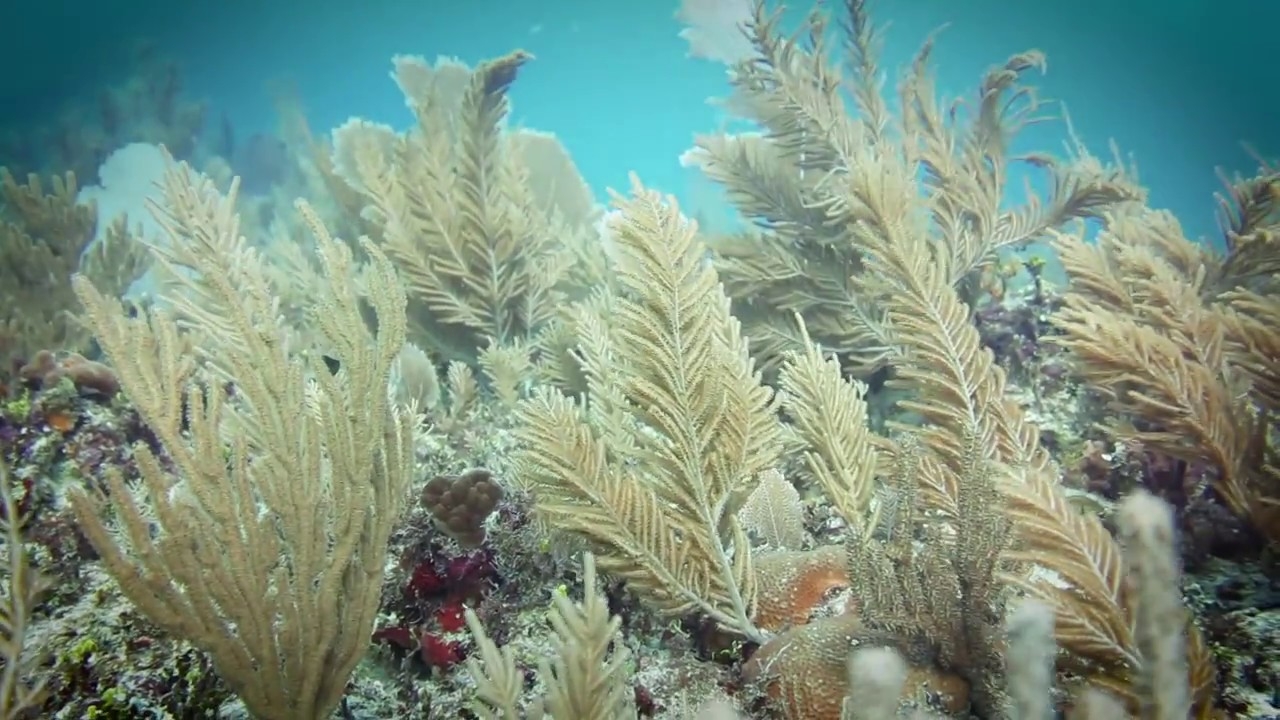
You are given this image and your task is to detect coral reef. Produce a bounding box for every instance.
[18,351,121,400]
[0,0,1277,719]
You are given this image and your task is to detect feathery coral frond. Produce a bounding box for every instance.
[329,52,602,366]
[722,3,1211,710]
[464,553,634,719]
[0,168,147,360]
[1214,162,1280,290]
[827,100,1221,715]
[999,466,1136,674]
[0,462,52,717]
[681,0,1222,714]
[68,159,417,720]
[1221,288,1280,407]
[1052,185,1280,546]
[739,468,806,551]
[540,553,635,719]
[777,315,881,530]
[688,0,1138,377]
[513,176,781,642]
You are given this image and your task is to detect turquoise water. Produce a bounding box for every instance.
[3,0,1276,242]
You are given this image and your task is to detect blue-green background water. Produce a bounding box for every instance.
[3,0,1277,243]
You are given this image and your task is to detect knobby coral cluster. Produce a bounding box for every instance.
[1,0,1277,719]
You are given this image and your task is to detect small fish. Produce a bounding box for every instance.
[1061,487,1113,517]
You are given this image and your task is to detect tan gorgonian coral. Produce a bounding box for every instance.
[776,318,885,530]
[513,176,783,643]
[464,553,635,719]
[689,0,1216,715]
[69,160,418,720]
[835,492,1205,720]
[324,51,607,369]
[0,169,147,361]
[685,0,1141,377]
[1051,164,1280,544]
[0,462,53,718]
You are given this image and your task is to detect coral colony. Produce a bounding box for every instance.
[1,1,1277,718]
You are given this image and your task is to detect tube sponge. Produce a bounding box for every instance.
[1117,491,1192,720]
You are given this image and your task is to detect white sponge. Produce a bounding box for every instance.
[76,141,168,245]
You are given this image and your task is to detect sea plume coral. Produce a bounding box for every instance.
[67,159,418,720]
[326,51,607,369]
[0,169,146,362]
[1051,162,1280,544]
[686,0,1141,377]
[512,174,781,642]
[687,0,1216,715]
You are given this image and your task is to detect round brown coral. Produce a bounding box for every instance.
[421,468,504,547]
[19,350,120,397]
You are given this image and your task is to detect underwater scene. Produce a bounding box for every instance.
[0,0,1278,718]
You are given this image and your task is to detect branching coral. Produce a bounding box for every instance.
[0,461,53,718]
[326,51,607,368]
[68,159,419,720]
[1051,164,1280,544]
[464,553,635,719]
[512,176,781,642]
[0,170,147,362]
[683,0,1141,376]
[683,0,1217,715]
